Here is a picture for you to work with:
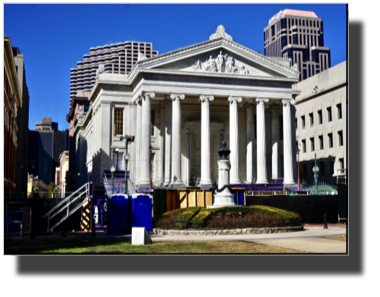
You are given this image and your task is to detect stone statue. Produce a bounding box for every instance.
[216,51,228,73]
[225,56,238,73]
[204,55,217,72]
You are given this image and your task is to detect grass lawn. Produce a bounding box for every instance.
[5,237,309,254]
[323,235,347,241]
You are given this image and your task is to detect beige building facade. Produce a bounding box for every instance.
[293,61,347,185]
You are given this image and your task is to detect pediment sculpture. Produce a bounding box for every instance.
[191,51,249,75]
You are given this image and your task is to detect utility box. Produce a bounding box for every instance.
[131,194,153,232]
[107,194,132,235]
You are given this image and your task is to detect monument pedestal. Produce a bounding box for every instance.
[208,159,235,208]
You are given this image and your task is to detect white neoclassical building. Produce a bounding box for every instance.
[74,26,300,190]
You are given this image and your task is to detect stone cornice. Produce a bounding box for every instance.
[295,79,347,104]
[129,37,299,79]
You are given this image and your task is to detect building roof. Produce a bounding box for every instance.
[268,9,318,25]
[282,9,318,18]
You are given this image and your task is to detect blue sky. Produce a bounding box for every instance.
[4,4,347,131]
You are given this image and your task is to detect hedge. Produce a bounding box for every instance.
[176,207,202,229]
[190,205,300,228]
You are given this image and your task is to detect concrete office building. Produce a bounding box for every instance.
[69,41,159,101]
[264,9,331,81]
[28,117,69,185]
[293,61,346,185]
[74,26,300,190]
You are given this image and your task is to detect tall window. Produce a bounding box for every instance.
[318,110,323,124]
[309,112,314,127]
[328,133,333,148]
[302,139,306,153]
[338,130,343,146]
[301,115,305,129]
[310,137,315,152]
[319,135,324,150]
[337,103,342,119]
[114,108,123,135]
[330,160,335,175]
[339,158,344,171]
[327,107,332,122]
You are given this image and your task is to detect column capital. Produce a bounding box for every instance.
[141,91,155,100]
[170,93,185,101]
[199,95,214,103]
[281,98,295,105]
[255,98,269,104]
[134,96,142,105]
[228,96,242,103]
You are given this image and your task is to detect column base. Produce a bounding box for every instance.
[230,179,242,185]
[256,179,268,184]
[208,191,235,208]
[169,183,185,189]
[199,181,213,189]
[283,180,296,186]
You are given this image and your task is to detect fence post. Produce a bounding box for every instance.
[323,213,328,229]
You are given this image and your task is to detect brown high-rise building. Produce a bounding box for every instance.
[69,41,159,102]
[264,9,331,81]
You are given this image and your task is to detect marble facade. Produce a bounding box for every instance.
[74,26,300,190]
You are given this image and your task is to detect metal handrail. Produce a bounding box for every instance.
[48,189,87,222]
[41,183,88,219]
[48,195,91,233]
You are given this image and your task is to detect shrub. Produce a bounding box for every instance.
[191,206,300,228]
[153,209,184,229]
[176,207,202,229]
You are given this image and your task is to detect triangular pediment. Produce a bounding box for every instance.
[134,37,299,80]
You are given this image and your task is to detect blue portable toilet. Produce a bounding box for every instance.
[131,193,153,232]
[107,194,132,235]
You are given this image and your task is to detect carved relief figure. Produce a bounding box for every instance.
[204,55,217,72]
[191,60,203,71]
[190,51,250,75]
[225,56,239,73]
[216,51,228,72]
[238,65,249,74]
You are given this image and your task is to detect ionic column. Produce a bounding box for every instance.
[228,96,242,184]
[163,99,172,186]
[200,95,214,188]
[246,104,256,184]
[136,98,143,185]
[139,92,155,187]
[134,97,142,185]
[256,98,269,184]
[282,99,295,184]
[271,105,280,181]
[170,93,185,186]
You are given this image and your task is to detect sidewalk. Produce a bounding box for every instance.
[7,226,346,253]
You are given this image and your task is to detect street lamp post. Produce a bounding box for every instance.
[296,146,300,190]
[120,135,135,195]
[312,153,319,194]
[149,145,153,191]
